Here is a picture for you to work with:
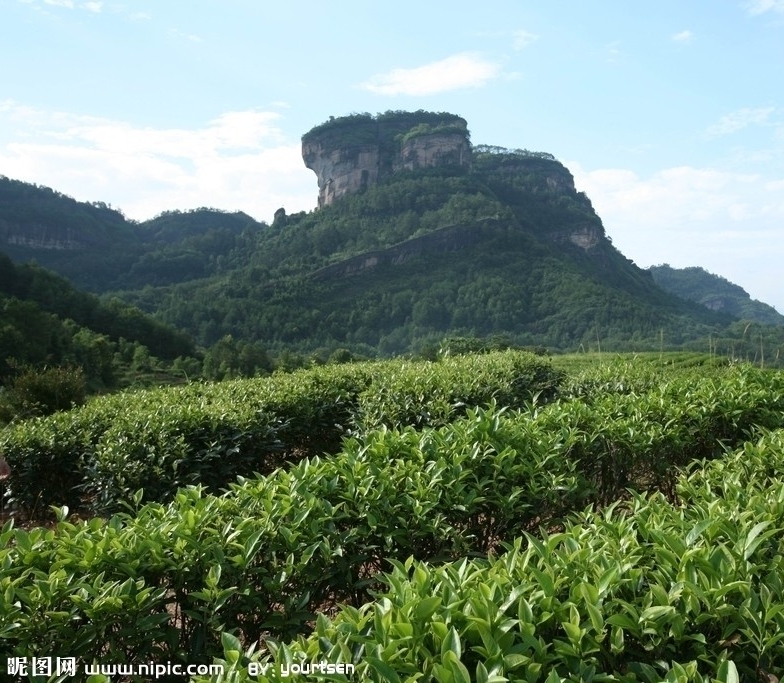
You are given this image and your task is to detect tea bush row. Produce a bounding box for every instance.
[1,365,782,670]
[208,427,784,682]
[0,406,575,667]
[0,350,560,515]
[558,354,729,401]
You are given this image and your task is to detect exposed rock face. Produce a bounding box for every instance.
[302,113,471,208]
[549,224,602,251]
[545,173,575,194]
[302,142,382,208]
[568,225,601,250]
[393,133,471,173]
[702,297,729,312]
[1,223,83,250]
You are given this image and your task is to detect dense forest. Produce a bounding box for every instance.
[0,250,329,423]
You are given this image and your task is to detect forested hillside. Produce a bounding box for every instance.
[0,252,201,421]
[3,112,784,361]
[115,136,742,356]
[650,264,784,326]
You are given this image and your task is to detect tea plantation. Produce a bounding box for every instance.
[2,351,784,681]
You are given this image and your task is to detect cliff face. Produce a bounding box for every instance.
[301,142,382,208]
[393,132,471,173]
[1,223,83,250]
[549,224,602,250]
[302,112,471,208]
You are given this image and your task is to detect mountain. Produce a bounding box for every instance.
[2,111,783,359]
[649,264,784,327]
[0,176,140,291]
[108,112,741,354]
[0,175,265,292]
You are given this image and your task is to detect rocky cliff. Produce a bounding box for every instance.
[0,177,135,253]
[1,222,83,250]
[302,111,471,207]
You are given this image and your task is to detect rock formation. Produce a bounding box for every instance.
[302,112,471,207]
[301,111,605,255]
[1,224,82,250]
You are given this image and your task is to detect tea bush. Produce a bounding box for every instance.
[0,351,560,515]
[0,363,86,421]
[206,427,784,682]
[2,363,784,674]
[353,350,563,430]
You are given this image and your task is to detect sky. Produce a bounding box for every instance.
[1,0,783,313]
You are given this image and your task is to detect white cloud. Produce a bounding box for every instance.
[43,0,74,7]
[570,162,784,312]
[64,116,279,161]
[671,30,693,43]
[604,41,622,63]
[745,0,784,14]
[82,1,102,12]
[705,106,775,138]
[169,28,203,43]
[574,165,760,223]
[0,103,316,221]
[512,30,538,50]
[360,53,501,96]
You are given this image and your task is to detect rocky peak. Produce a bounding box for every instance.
[302,111,471,208]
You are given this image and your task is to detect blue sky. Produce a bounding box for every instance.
[2,0,783,313]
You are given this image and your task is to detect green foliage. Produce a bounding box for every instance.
[0,177,142,293]
[0,351,561,515]
[0,295,66,378]
[0,363,85,421]
[473,144,558,162]
[301,110,468,149]
[0,409,97,516]
[202,335,273,380]
[2,361,784,679]
[0,294,194,422]
[398,121,468,144]
[205,425,784,682]
[0,251,197,387]
[354,350,563,430]
[0,176,132,247]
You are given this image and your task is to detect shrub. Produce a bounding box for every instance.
[205,428,784,683]
[0,363,85,422]
[0,351,560,515]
